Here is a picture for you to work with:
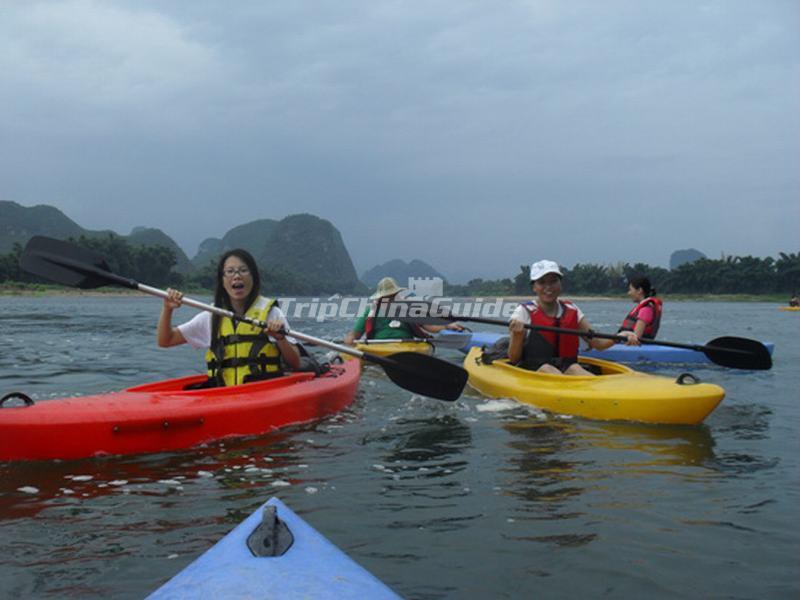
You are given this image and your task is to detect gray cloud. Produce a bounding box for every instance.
[1,0,797,282]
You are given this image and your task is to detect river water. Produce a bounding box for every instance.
[0,296,797,599]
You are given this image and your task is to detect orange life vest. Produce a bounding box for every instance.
[619,297,662,339]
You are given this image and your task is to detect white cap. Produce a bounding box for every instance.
[529,259,563,282]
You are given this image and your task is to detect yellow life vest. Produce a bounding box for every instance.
[205,296,283,387]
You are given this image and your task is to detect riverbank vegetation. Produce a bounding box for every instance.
[0,235,356,295]
[447,254,800,297]
[2,237,798,299]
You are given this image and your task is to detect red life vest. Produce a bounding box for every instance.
[521,300,580,363]
[619,297,662,339]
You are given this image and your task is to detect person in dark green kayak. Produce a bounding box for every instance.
[344,277,464,345]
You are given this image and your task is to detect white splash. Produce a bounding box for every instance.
[475,399,519,413]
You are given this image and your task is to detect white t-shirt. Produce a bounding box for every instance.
[177,306,295,349]
[510,299,586,326]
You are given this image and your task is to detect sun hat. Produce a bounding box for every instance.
[529,260,563,282]
[370,277,406,300]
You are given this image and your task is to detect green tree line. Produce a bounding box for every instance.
[445,252,800,296]
[3,238,798,295]
[0,236,181,288]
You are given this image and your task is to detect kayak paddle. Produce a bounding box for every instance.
[386,299,773,371]
[20,236,469,401]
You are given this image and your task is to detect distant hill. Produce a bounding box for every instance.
[670,248,707,269]
[0,200,92,253]
[191,219,279,269]
[1,200,368,294]
[260,214,365,294]
[0,200,191,272]
[193,215,365,294]
[192,238,226,269]
[128,227,192,273]
[362,259,446,288]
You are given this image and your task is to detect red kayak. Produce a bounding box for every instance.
[0,361,360,462]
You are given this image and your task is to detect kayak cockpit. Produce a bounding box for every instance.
[475,354,634,379]
[126,372,317,396]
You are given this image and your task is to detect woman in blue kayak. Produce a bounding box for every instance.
[581,275,663,353]
[617,275,662,341]
[508,260,638,375]
[157,249,300,386]
[344,276,464,345]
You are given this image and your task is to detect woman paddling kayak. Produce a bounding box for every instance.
[157,249,301,386]
[508,260,638,376]
[584,274,664,354]
[618,275,662,340]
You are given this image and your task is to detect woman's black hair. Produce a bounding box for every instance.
[628,275,656,298]
[211,249,262,343]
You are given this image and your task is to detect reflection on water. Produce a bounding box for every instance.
[0,427,321,521]
[378,415,472,465]
[368,415,473,517]
[706,452,780,476]
[713,403,774,441]
[578,421,717,468]
[502,420,585,507]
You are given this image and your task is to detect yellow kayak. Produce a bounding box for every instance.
[463,347,725,425]
[779,306,800,312]
[352,340,434,357]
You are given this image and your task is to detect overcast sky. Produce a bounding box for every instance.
[1,1,798,283]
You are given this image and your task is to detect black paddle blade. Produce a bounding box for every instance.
[703,336,773,370]
[368,352,468,401]
[21,236,114,289]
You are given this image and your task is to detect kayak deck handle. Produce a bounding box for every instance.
[0,392,35,407]
[247,505,294,557]
[676,373,701,385]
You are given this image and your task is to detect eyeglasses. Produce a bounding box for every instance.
[223,266,251,278]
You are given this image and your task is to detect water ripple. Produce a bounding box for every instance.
[0,296,798,599]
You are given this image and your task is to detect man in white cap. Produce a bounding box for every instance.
[507,260,635,375]
[344,277,463,345]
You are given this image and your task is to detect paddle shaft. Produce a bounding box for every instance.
[20,236,473,399]
[436,315,756,357]
[28,251,369,359]
[148,286,373,359]
[32,255,379,359]
[140,286,474,398]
